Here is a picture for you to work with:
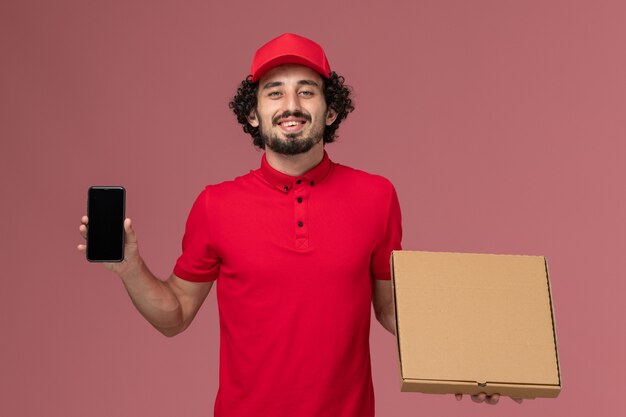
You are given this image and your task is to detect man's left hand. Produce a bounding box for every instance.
[455,393,523,405]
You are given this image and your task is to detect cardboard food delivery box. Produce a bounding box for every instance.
[391,250,561,399]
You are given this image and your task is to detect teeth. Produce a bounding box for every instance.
[282,121,301,127]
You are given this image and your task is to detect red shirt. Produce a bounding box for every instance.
[174,150,402,417]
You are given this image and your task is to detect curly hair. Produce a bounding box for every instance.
[228,71,355,149]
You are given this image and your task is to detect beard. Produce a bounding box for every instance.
[259,111,325,156]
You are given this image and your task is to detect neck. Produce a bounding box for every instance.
[264,142,324,176]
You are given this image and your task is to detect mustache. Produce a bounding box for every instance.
[272,111,312,126]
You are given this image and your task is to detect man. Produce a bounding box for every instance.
[78,33,504,416]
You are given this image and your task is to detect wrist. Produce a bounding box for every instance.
[117,254,145,281]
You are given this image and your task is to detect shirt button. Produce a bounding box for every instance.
[296,179,302,184]
[297,221,304,227]
[297,197,303,203]
[283,185,289,192]
[310,181,315,186]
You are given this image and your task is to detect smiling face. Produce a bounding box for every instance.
[247,64,337,155]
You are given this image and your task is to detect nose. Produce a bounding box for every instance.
[284,90,302,112]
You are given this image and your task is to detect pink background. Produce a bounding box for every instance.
[1,1,624,416]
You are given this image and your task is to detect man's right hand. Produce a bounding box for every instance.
[78,216,143,279]
[77,215,213,337]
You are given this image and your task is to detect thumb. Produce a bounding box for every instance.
[124,218,138,244]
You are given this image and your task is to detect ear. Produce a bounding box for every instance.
[247,110,260,128]
[325,107,338,126]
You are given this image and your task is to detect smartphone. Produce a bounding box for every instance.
[87,186,125,262]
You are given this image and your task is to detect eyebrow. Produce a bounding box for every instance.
[262,79,321,89]
[297,80,320,87]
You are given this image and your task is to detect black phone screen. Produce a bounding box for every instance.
[87,186,125,262]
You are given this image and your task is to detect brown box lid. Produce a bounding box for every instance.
[391,250,562,399]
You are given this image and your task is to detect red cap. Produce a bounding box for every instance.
[250,33,331,82]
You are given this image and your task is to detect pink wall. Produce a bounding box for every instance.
[1,1,624,416]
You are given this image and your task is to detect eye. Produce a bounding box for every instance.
[299,90,314,97]
[267,91,282,98]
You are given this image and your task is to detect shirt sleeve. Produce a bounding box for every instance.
[173,188,220,282]
[370,182,403,280]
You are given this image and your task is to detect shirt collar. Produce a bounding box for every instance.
[260,150,333,192]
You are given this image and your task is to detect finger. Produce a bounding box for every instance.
[512,398,524,404]
[79,224,87,240]
[81,215,89,225]
[124,218,137,244]
[486,393,500,405]
[455,394,462,401]
[471,392,486,403]
[77,244,86,252]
